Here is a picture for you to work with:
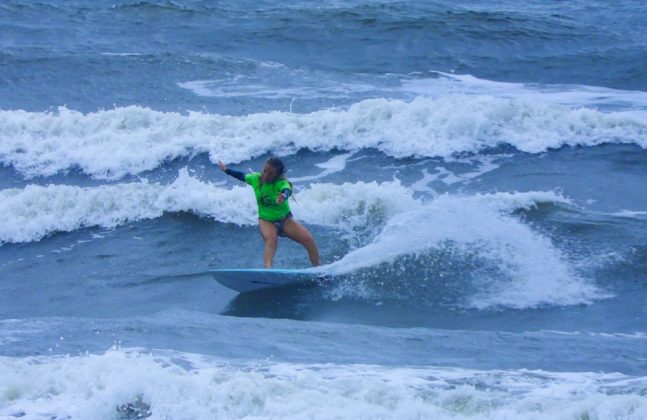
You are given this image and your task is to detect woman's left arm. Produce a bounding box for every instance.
[276,188,291,203]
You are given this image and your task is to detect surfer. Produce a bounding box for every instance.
[218,157,321,268]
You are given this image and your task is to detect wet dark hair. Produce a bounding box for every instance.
[265,156,293,194]
[265,156,286,176]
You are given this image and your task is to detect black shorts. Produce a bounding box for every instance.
[265,212,292,237]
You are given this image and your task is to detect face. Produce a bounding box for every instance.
[261,164,279,183]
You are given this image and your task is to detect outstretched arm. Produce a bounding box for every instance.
[218,161,246,182]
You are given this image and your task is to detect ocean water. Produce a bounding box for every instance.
[1,0,647,418]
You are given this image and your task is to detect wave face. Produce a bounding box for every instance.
[0,169,610,311]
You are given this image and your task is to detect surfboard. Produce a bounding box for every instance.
[210,268,325,292]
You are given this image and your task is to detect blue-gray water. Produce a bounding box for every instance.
[1,1,647,418]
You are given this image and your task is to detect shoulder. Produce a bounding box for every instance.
[277,178,291,190]
[245,172,260,185]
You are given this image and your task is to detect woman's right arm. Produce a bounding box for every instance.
[218,161,246,182]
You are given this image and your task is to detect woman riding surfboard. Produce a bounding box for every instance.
[218,156,321,268]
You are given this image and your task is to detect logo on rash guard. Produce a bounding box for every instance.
[260,195,275,206]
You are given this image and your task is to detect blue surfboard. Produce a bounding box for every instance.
[210,268,324,292]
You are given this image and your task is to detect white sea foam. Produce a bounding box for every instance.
[404,71,647,110]
[178,78,378,100]
[612,210,647,218]
[0,170,415,244]
[1,348,645,419]
[535,330,647,340]
[0,169,558,247]
[411,155,502,192]
[1,96,645,178]
[178,58,388,101]
[182,65,647,111]
[326,191,606,309]
[0,170,249,244]
[289,152,356,182]
[100,52,143,57]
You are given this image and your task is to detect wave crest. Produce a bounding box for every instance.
[1,97,645,178]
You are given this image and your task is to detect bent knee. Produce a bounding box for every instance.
[264,235,278,246]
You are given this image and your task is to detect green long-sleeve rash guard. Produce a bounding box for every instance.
[225,168,292,222]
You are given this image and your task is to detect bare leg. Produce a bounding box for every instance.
[258,219,278,268]
[282,218,320,266]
